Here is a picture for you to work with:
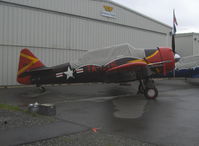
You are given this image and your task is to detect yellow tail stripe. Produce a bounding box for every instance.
[17,61,36,75]
[20,53,38,63]
[17,53,39,75]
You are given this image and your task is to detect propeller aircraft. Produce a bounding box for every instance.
[17,44,180,99]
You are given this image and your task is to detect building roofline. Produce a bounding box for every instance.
[176,32,199,37]
[109,0,172,29]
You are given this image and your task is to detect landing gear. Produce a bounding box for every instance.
[144,87,158,99]
[138,79,158,99]
[138,83,144,94]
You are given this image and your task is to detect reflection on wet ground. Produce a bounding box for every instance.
[113,96,147,119]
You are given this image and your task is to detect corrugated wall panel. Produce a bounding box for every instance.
[176,35,193,57]
[0,4,72,49]
[0,46,20,85]
[0,6,3,43]
[1,0,171,33]
[2,46,8,85]
[0,2,170,50]
[0,47,3,85]
[193,34,199,55]
[78,19,167,50]
[70,17,89,50]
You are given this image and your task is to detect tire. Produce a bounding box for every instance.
[144,87,158,99]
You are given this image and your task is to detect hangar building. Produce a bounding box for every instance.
[0,0,172,86]
[175,33,199,57]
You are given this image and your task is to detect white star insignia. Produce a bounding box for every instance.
[64,66,74,79]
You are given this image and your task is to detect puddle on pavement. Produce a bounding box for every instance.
[113,96,147,119]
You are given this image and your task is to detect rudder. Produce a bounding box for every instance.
[17,48,45,84]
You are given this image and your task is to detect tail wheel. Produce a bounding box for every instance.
[40,87,46,92]
[144,87,158,99]
[37,84,46,93]
[138,84,144,94]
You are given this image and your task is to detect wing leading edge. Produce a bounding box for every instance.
[106,62,147,72]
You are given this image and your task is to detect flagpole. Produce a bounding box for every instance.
[172,9,178,78]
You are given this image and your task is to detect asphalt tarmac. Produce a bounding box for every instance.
[0,79,199,146]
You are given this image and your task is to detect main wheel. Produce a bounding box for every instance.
[144,87,158,99]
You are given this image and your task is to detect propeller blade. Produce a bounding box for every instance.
[172,34,175,53]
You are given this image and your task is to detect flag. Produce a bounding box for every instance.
[172,10,178,34]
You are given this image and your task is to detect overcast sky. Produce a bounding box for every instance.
[113,0,199,33]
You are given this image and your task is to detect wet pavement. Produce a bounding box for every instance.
[0,79,199,146]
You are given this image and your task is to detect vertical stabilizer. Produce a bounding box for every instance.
[17,48,45,84]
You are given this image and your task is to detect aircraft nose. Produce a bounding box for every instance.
[174,53,181,62]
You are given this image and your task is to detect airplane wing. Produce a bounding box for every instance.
[106,62,147,72]
[105,61,150,83]
[148,60,172,68]
[105,60,172,77]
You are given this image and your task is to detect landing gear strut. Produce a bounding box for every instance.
[138,79,158,99]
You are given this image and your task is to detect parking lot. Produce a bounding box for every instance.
[0,79,199,146]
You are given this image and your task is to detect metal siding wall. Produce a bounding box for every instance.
[0,46,20,85]
[70,17,90,50]
[1,0,171,33]
[0,47,2,84]
[176,35,193,57]
[0,4,72,49]
[133,30,166,48]
[193,34,199,55]
[69,16,167,50]
[83,19,167,50]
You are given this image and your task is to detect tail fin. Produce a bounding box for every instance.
[17,48,45,85]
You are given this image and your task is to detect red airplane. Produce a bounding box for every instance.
[17,44,179,99]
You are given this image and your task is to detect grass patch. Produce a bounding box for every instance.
[62,137,72,143]
[0,104,23,112]
[0,104,56,122]
[0,104,39,117]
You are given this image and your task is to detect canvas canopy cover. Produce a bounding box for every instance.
[77,44,145,67]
